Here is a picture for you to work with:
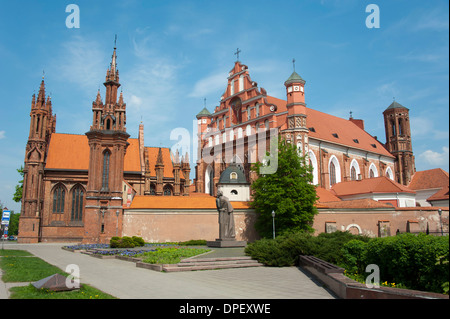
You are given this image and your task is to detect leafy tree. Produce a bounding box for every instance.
[13,166,24,203]
[250,139,318,238]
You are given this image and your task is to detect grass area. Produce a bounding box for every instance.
[136,247,210,264]
[0,249,33,257]
[9,284,116,299]
[0,249,116,299]
[0,256,67,282]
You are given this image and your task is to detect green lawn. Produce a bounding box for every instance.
[9,284,116,299]
[0,249,116,299]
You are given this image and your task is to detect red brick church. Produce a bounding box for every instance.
[18,46,190,243]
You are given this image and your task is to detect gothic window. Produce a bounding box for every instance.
[350,159,360,181]
[71,185,84,221]
[150,183,156,195]
[329,155,341,187]
[351,166,357,181]
[102,151,110,191]
[230,80,235,95]
[163,185,173,196]
[398,118,404,135]
[369,163,378,178]
[391,120,396,136]
[53,185,65,214]
[330,161,336,186]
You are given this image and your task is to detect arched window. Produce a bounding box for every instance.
[237,127,243,139]
[369,163,378,178]
[349,159,360,181]
[205,165,213,195]
[307,150,318,185]
[246,124,251,136]
[386,167,394,180]
[102,151,110,191]
[163,185,173,196]
[71,185,84,221]
[329,155,341,187]
[330,161,337,186]
[53,184,65,214]
[351,166,357,181]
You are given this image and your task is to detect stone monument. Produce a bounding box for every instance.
[207,190,246,247]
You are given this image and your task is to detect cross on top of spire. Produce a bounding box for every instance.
[292,58,296,72]
[234,48,241,62]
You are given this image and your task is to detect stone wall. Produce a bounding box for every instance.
[122,208,259,243]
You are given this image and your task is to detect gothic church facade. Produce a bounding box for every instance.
[18,47,190,243]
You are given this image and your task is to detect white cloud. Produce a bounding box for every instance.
[52,35,105,90]
[188,72,226,98]
[0,131,5,140]
[411,117,449,140]
[418,146,449,166]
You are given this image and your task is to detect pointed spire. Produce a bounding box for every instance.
[95,89,102,104]
[156,147,164,166]
[37,79,46,106]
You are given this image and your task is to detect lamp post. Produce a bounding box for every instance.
[438,209,443,236]
[272,210,276,239]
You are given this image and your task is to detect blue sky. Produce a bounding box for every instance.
[0,0,448,212]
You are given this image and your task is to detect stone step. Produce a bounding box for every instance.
[163,256,264,272]
[179,256,253,263]
[163,262,263,272]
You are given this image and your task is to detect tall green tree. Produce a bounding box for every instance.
[250,139,318,238]
[13,166,24,203]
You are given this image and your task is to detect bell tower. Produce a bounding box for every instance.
[283,59,309,155]
[18,77,56,243]
[83,42,130,243]
[383,100,415,185]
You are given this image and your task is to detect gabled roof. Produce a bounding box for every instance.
[408,168,449,190]
[331,176,415,197]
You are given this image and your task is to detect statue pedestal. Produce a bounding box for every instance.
[207,239,247,248]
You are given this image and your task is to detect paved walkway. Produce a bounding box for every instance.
[1,242,336,299]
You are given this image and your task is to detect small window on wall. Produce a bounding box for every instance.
[163,185,173,196]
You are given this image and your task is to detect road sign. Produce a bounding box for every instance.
[1,210,10,226]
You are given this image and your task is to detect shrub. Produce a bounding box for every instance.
[245,231,367,267]
[109,236,145,248]
[341,239,368,274]
[178,239,207,246]
[132,236,145,247]
[363,233,449,293]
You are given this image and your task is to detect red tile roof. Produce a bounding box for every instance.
[408,168,449,190]
[427,185,449,202]
[331,176,415,196]
[318,198,393,209]
[127,193,251,210]
[263,96,394,158]
[45,133,174,177]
